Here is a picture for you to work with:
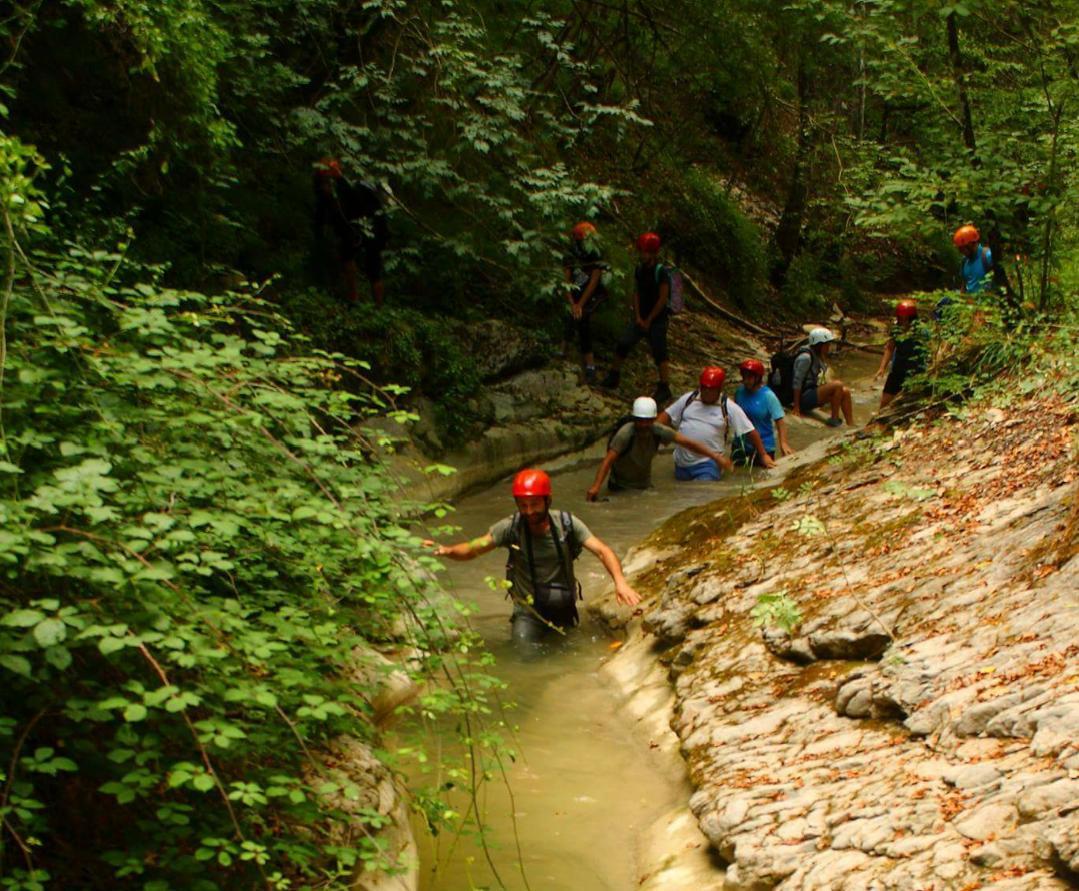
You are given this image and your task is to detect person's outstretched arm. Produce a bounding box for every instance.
[425,534,497,561]
[587,449,619,501]
[673,432,733,473]
[582,535,641,606]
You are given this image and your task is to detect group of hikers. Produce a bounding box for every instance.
[429,220,1000,648]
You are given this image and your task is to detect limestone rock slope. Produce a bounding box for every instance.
[610,394,1078,889]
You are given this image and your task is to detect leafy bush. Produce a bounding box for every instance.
[0,151,497,886]
[664,169,768,310]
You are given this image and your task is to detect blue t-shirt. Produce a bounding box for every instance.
[961,245,993,294]
[733,385,784,454]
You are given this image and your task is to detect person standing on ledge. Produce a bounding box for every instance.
[427,469,641,645]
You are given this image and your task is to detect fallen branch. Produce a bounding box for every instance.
[679,269,773,338]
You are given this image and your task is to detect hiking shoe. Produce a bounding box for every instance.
[825,417,844,428]
[584,365,598,385]
[653,382,672,405]
[600,370,621,389]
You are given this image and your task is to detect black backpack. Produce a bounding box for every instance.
[769,346,811,408]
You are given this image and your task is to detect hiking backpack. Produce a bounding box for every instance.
[657,263,685,314]
[769,345,812,408]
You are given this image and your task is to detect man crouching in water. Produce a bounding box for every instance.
[428,469,641,645]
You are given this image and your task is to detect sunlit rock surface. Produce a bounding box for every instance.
[599,395,1078,889]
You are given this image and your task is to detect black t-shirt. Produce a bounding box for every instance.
[890,323,928,376]
[315,179,387,245]
[634,263,672,318]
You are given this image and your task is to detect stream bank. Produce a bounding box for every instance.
[591,385,1078,889]
[409,351,882,890]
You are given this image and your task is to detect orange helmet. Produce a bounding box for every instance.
[953,225,979,248]
[572,222,597,241]
[512,469,551,497]
[699,366,726,389]
[896,300,917,320]
[636,231,662,253]
[315,157,343,179]
[739,358,766,379]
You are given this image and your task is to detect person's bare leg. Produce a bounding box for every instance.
[816,382,842,420]
[841,386,854,425]
[658,360,670,384]
[879,390,896,410]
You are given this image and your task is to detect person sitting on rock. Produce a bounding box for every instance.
[875,300,928,410]
[791,327,853,427]
[428,469,640,645]
[586,396,730,500]
[562,221,610,386]
[733,359,793,465]
[658,366,774,479]
[600,232,673,405]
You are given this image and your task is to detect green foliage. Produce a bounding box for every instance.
[751,592,803,635]
[666,169,767,309]
[0,153,503,888]
[780,251,829,317]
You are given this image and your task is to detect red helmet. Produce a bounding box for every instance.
[315,157,343,179]
[739,358,766,379]
[512,469,551,498]
[572,221,597,241]
[895,300,917,320]
[636,231,661,253]
[699,366,726,389]
[953,225,979,247]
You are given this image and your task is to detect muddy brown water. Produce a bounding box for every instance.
[413,353,881,891]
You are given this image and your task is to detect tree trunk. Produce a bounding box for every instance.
[772,55,811,285]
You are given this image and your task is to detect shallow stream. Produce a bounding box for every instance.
[414,353,881,891]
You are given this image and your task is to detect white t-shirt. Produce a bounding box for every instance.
[665,390,755,467]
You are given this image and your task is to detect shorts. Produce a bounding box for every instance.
[675,460,721,481]
[510,603,576,644]
[615,314,669,365]
[882,366,906,396]
[799,388,820,412]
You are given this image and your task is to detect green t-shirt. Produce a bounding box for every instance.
[489,512,592,601]
[608,422,677,489]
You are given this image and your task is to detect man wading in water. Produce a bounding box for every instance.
[427,469,641,645]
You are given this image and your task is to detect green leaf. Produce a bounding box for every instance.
[123,704,148,722]
[33,618,67,648]
[0,461,23,474]
[45,646,72,671]
[3,609,46,628]
[192,774,216,792]
[0,655,31,677]
[99,636,128,655]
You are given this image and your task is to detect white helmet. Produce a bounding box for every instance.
[631,396,658,419]
[808,327,835,347]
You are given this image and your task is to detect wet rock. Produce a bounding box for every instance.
[807,628,891,661]
[644,604,694,645]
